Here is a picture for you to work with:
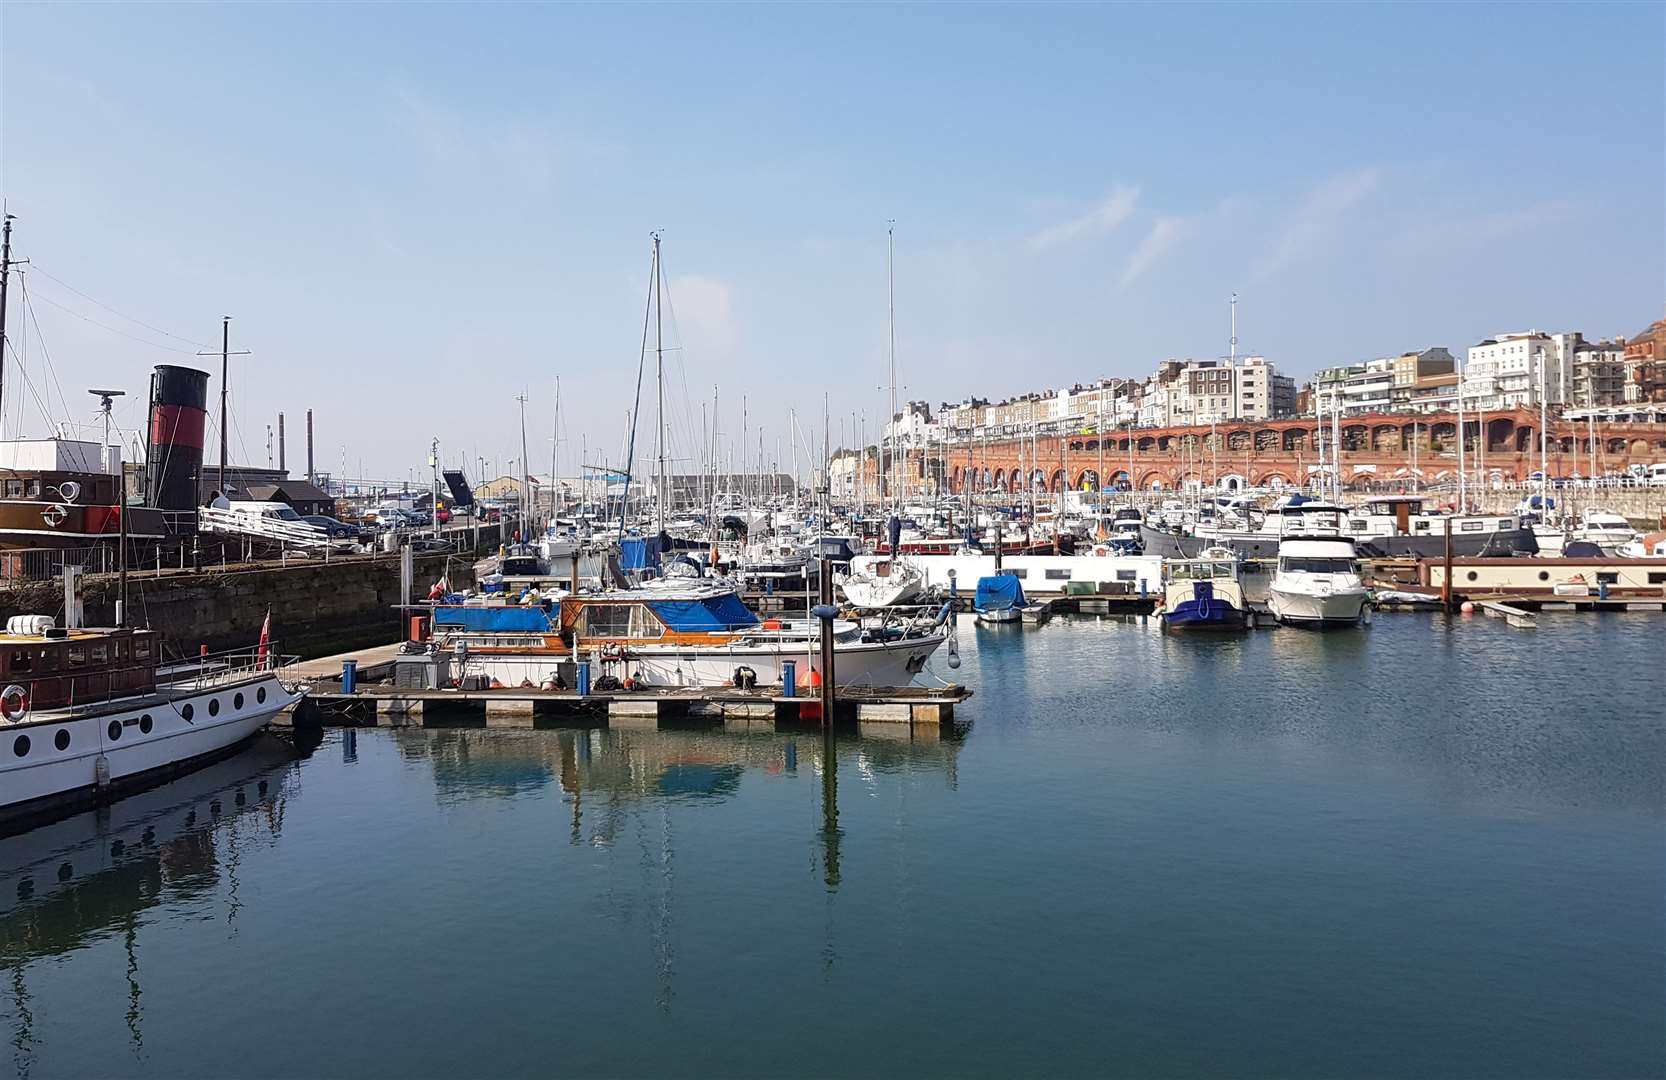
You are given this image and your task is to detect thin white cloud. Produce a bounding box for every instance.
[1028,187,1140,251]
[1251,167,1383,280]
[1398,199,1581,251]
[1117,217,1185,289]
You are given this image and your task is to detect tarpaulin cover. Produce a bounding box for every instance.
[974,574,1025,610]
[619,537,661,571]
[647,594,760,631]
[433,606,556,632]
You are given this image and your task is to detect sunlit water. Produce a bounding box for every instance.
[2,613,1661,1078]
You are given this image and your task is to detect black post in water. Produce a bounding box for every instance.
[1442,516,1455,612]
[816,556,836,726]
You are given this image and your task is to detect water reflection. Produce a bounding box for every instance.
[0,735,302,1074]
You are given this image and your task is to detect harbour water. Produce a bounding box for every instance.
[2,612,1661,1078]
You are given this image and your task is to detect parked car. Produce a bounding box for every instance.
[303,514,369,541]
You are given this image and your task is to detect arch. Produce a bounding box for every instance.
[1254,470,1293,489]
[1341,424,1368,451]
[1606,438,1628,454]
[1137,436,1157,452]
[1484,417,1514,453]
[1117,438,1132,452]
[1429,422,1455,450]
[1108,469,1131,490]
[1031,468,1047,492]
[1253,429,1280,452]
[1283,428,1309,451]
[992,469,1006,490]
[1158,436,1175,452]
[950,466,964,492]
[1226,430,1251,451]
[1631,438,1653,455]
[1139,470,1168,491]
[1398,423,1425,451]
[1075,469,1099,491]
[980,467,993,489]
[1049,468,1067,493]
[1516,426,1535,453]
[1371,424,1401,451]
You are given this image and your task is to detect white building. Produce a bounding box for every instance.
[1462,331,1572,410]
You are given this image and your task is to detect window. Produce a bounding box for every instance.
[208,698,220,717]
[54,729,70,751]
[9,649,29,673]
[256,687,266,705]
[139,714,153,734]
[1045,569,1071,580]
[108,721,122,742]
[3,480,20,497]
[1006,569,1028,579]
[181,704,193,721]
[12,735,28,757]
[25,480,39,497]
[1648,573,1666,585]
[1281,558,1357,574]
[134,639,151,661]
[581,604,632,638]
[67,646,85,665]
[91,643,108,664]
[234,692,245,709]
[1116,569,1137,582]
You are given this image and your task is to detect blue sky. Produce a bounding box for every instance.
[3,2,1661,483]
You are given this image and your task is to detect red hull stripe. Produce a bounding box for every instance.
[150,404,206,450]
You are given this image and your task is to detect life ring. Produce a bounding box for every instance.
[601,642,624,660]
[1,684,29,722]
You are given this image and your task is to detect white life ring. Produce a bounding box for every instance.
[1,684,30,722]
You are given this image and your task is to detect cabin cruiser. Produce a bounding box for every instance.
[972,574,1027,624]
[1267,533,1370,627]
[431,581,948,690]
[1144,495,1537,559]
[1569,509,1638,556]
[0,617,303,823]
[1160,546,1248,631]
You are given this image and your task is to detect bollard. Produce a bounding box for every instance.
[782,660,797,698]
[576,660,591,697]
[341,659,358,695]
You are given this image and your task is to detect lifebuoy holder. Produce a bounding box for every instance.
[1,684,30,722]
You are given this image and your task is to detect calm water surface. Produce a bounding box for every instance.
[2,613,1662,1078]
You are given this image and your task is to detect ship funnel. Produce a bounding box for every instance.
[146,364,210,510]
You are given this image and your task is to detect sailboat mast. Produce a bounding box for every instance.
[887,221,898,513]
[517,393,531,530]
[653,232,666,534]
[551,376,560,520]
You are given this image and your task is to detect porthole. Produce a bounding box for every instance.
[208,698,220,717]
[12,735,28,757]
[139,714,153,734]
[1466,571,1479,582]
[1538,571,1550,581]
[108,721,122,742]
[181,704,194,721]
[234,692,245,710]
[257,686,267,705]
[54,729,70,751]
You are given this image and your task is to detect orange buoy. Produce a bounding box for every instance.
[762,619,782,630]
[799,668,823,690]
[1460,601,1475,615]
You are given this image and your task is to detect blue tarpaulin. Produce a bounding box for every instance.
[619,537,661,571]
[974,575,1025,611]
[433,605,556,632]
[647,594,760,631]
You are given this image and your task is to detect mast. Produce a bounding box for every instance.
[1457,375,1466,511]
[1537,345,1549,518]
[887,221,898,514]
[652,232,666,534]
[517,393,531,532]
[218,317,229,494]
[0,215,13,437]
[551,376,560,520]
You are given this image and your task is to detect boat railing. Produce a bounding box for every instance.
[0,641,293,723]
[158,641,300,693]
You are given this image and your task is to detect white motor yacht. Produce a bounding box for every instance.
[1569,509,1638,556]
[1267,536,1370,627]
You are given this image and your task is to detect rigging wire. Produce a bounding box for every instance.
[25,288,201,355]
[19,274,78,428]
[25,264,216,350]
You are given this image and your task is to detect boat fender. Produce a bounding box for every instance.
[933,602,953,628]
[0,684,28,722]
[601,642,624,660]
[733,665,758,690]
[761,619,782,630]
[94,754,111,789]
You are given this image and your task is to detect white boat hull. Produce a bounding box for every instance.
[839,560,926,608]
[1268,586,1369,626]
[0,674,302,817]
[463,634,947,690]
[976,606,1021,623]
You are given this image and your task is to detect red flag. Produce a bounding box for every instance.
[256,610,271,669]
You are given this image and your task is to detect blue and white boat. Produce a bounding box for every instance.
[973,574,1027,624]
[1160,546,1249,631]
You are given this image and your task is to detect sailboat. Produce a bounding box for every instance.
[838,223,926,609]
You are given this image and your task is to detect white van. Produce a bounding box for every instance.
[1646,463,1666,487]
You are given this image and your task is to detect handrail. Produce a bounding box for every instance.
[198,506,332,549]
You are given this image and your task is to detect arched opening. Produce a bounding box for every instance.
[1342,425,1368,451]
[1109,469,1131,490]
[1049,468,1067,493]
[1485,417,1514,453]
[1429,422,1456,451]
[1075,469,1099,491]
[1254,429,1279,452]
[1371,425,1400,451]
[1226,430,1251,451]
[1283,429,1309,451]
[1137,436,1157,452]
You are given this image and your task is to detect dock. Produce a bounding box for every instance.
[285,682,969,730]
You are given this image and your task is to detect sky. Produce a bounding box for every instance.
[2,2,1662,485]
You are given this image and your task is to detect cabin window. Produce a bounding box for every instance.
[1460,521,1484,532]
[1116,570,1137,582]
[139,714,153,734]
[25,479,39,497]
[54,729,70,751]
[628,606,664,639]
[1595,572,1619,585]
[67,646,85,665]
[4,480,20,498]
[134,639,151,661]
[12,735,28,757]
[582,605,632,638]
[1282,558,1356,574]
[37,648,55,671]
[91,643,108,664]
[108,721,123,742]
[1649,573,1666,585]
[1005,569,1028,579]
[9,649,30,673]
[1044,569,1071,580]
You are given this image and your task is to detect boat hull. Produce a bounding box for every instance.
[463,634,948,690]
[1143,524,1539,560]
[1267,587,1369,626]
[975,606,1022,623]
[0,673,302,823]
[1162,597,1248,631]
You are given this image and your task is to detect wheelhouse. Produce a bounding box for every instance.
[0,627,161,711]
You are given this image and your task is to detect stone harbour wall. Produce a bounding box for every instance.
[0,551,474,661]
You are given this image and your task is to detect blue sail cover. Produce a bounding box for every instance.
[619,537,661,571]
[647,594,760,631]
[433,605,556,632]
[974,575,1025,611]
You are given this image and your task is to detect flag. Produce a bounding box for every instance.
[256,610,271,669]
